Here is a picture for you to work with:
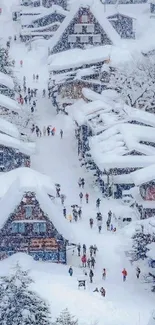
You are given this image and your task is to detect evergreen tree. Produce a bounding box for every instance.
[0,47,13,75]
[53,309,78,325]
[0,263,52,325]
[131,229,152,262]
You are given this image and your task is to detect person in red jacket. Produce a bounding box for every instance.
[85,193,89,203]
[81,254,87,267]
[20,60,23,67]
[122,268,127,281]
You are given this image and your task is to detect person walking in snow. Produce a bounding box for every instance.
[60,129,63,139]
[81,178,85,189]
[97,220,102,233]
[47,126,50,136]
[56,187,60,197]
[89,245,94,258]
[78,177,82,188]
[31,106,34,113]
[20,60,23,67]
[36,126,40,137]
[43,126,46,136]
[89,269,94,283]
[100,287,106,297]
[42,89,46,97]
[85,193,89,204]
[93,245,98,256]
[81,255,87,268]
[90,256,95,269]
[36,74,39,81]
[68,214,72,223]
[102,268,106,280]
[60,194,65,205]
[79,192,83,204]
[96,198,101,209]
[136,267,141,279]
[87,257,91,268]
[33,74,35,81]
[78,207,82,219]
[14,35,16,41]
[24,96,27,104]
[63,206,66,218]
[68,266,73,277]
[122,268,127,282]
[89,218,94,229]
[82,244,86,255]
[77,244,81,256]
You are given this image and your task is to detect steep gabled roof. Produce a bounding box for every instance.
[50,0,120,53]
[0,178,74,242]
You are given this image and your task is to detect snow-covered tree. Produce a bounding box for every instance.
[53,309,78,325]
[131,229,152,262]
[0,46,13,76]
[108,57,155,112]
[0,263,52,325]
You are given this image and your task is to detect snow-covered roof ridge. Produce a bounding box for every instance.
[0,132,35,155]
[0,167,56,198]
[49,0,120,53]
[0,118,20,139]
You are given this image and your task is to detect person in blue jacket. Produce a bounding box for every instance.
[68,266,73,276]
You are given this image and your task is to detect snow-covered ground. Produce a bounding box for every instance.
[0,1,154,324]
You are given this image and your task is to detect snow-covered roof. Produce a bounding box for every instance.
[0,94,21,113]
[0,167,56,198]
[90,123,155,170]
[0,178,72,242]
[0,72,14,90]
[48,45,132,72]
[131,165,155,186]
[0,118,20,139]
[49,0,121,53]
[0,133,35,155]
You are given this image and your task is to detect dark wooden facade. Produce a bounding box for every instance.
[107,13,136,39]
[0,145,30,172]
[51,7,113,54]
[150,3,155,13]
[0,191,67,263]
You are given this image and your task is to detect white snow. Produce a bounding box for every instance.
[0,117,20,138]
[0,167,56,198]
[0,71,14,90]
[0,132,35,155]
[131,165,155,186]
[0,94,21,113]
[48,45,132,72]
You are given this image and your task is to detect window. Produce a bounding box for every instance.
[12,223,25,233]
[33,222,46,233]
[25,205,33,218]
[74,24,82,33]
[86,24,94,33]
[80,35,89,43]
[81,15,88,23]
[68,35,76,43]
[93,34,101,43]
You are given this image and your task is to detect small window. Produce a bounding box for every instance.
[81,15,88,23]
[25,205,33,218]
[86,24,94,33]
[11,223,25,233]
[93,34,101,43]
[68,35,76,43]
[12,223,18,233]
[80,35,89,43]
[74,24,82,33]
[18,223,25,233]
[33,222,46,233]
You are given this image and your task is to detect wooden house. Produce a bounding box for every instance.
[49,0,120,54]
[0,133,35,172]
[0,181,67,263]
[107,13,136,39]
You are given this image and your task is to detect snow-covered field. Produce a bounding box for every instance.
[0,0,154,324]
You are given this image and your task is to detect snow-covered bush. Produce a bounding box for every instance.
[0,263,52,325]
[131,229,152,262]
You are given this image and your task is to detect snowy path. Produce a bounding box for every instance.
[6,23,154,325]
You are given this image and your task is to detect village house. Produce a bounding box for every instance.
[129,165,155,219]
[49,0,121,55]
[20,5,67,40]
[0,132,35,171]
[0,168,69,263]
[107,12,136,39]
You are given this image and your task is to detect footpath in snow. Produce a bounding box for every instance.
[0,16,148,322]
